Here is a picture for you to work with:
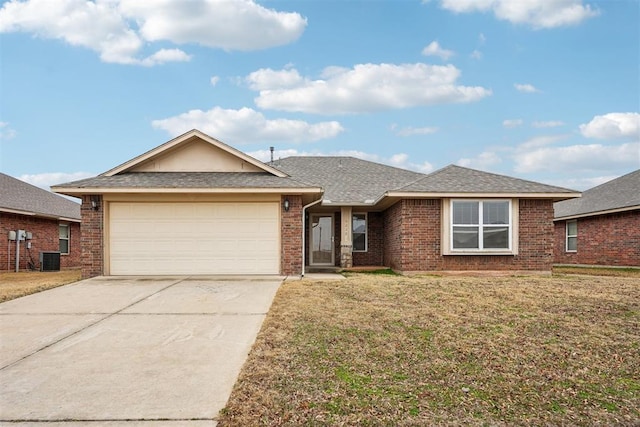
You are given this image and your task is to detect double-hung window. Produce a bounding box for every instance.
[566,220,577,252]
[451,200,511,252]
[352,213,367,252]
[59,224,70,255]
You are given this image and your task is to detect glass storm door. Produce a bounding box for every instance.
[310,214,334,265]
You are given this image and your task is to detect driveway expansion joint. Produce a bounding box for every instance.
[0,277,187,371]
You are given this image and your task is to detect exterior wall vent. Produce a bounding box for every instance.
[40,252,61,272]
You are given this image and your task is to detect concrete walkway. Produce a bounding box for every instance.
[0,276,283,426]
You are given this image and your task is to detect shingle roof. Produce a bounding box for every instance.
[53,172,317,190]
[270,157,425,203]
[397,165,578,194]
[0,173,81,220]
[554,169,640,219]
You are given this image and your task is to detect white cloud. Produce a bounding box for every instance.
[470,49,483,60]
[140,48,191,66]
[19,171,95,190]
[246,68,305,90]
[579,112,640,139]
[391,125,438,137]
[503,119,523,128]
[532,120,564,128]
[514,83,539,93]
[0,121,17,139]
[249,148,433,173]
[513,142,640,173]
[457,151,502,170]
[119,0,306,51]
[547,175,620,191]
[438,0,599,29]
[421,41,455,60]
[518,134,568,150]
[210,76,220,86]
[0,0,306,65]
[249,63,492,114]
[152,106,344,143]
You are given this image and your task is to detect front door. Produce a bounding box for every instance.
[310,214,334,265]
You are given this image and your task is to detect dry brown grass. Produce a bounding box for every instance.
[554,265,640,277]
[0,270,81,302]
[219,274,640,426]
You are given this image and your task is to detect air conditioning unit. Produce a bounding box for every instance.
[40,252,61,272]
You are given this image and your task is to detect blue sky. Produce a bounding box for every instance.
[1,0,638,193]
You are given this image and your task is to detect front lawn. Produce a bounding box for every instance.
[0,270,81,302]
[219,274,639,426]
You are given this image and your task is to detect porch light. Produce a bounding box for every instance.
[91,196,100,211]
[283,198,290,211]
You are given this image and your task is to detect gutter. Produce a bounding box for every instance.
[301,197,323,277]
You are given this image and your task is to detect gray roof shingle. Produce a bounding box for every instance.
[53,172,317,190]
[554,169,640,219]
[270,157,425,203]
[0,173,81,220]
[398,165,578,194]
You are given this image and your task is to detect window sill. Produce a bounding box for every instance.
[445,251,515,256]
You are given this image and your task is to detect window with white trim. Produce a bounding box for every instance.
[566,220,577,252]
[451,200,511,251]
[59,224,70,255]
[352,213,367,252]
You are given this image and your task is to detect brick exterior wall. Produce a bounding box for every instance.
[281,195,303,275]
[80,195,104,279]
[554,210,640,267]
[0,212,80,271]
[383,198,555,272]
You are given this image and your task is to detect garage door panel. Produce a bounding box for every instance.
[109,202,279,275]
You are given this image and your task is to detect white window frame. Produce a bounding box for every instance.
[59,223,70,255]
[352,212,367,252]
[566,220,577,252]
[443,199,518,255]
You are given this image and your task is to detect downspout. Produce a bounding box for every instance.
[301,198,323,277]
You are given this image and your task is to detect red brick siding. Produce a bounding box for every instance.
[440,199,554,271]
[353,212,384,266]
[383,198,555,272]
[383,201,404,270]
[554,210,640,266]
[281,195,303,275]
[81,195,104,279]
[0,212,80,271]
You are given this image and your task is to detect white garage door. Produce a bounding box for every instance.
[109,202,279,275]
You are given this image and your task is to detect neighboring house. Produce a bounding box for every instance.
[0,173,81,272]
[554,170,640,267]
[52,130,579,279]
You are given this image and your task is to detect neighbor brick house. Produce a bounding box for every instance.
[52,130,579,279]
[554,169,640,267]
[1,173,81,271]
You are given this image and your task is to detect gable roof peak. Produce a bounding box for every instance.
[102,129,288,178]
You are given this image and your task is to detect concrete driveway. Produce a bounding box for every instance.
[0,275,283,426]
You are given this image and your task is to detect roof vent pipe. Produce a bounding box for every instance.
[270,146,274,163]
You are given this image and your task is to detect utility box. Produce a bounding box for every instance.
[40,252,61,272]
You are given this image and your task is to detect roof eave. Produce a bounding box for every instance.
[554,205,640,221]
[0,207,81,222]
[385,191,582,200]
[51,186,323,196]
